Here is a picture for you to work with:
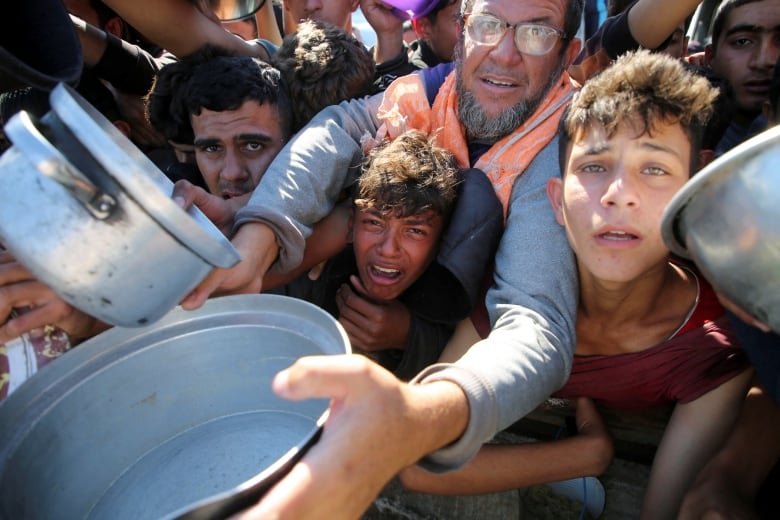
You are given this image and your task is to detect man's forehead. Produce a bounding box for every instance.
[468,0,566,23]
[722,0,780,30]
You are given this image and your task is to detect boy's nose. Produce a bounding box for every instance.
[377,233,401,256]
[601,171,639,208]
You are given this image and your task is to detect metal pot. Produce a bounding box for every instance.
[661,125,780,332]
[0,294,350,519]
[0,83,239,327]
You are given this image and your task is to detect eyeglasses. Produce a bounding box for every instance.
[463,13,566,56]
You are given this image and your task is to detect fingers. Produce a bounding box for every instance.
[0,278,53,318]
[307,261,327,281]
[0,286,71,342]
[335,282,374,319]
[273,354,377,402]
[180,267,227,310]
[172,180,237,235]
[172,179,201,210]
[0,257,34,285]
[0,303,64,343]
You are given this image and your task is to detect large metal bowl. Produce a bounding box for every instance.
[0,294,350,519]
[661,125,780,332]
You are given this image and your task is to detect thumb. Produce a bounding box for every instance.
[273,355,371,402]
[348,274,369,297]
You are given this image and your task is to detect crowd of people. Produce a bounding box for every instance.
[1,0,780,518]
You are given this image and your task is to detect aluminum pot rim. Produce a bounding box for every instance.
[661,124,780,257]
[0,294,351,518]
[48,83,240,269]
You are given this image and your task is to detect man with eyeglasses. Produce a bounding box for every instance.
[177,0,585,517]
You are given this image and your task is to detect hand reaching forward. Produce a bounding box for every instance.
[172,180,278,310]
[235,354,468,520]
[336,275,411,351]
[0,252,106,343]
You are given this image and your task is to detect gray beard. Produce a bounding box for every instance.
[455,47,565,143]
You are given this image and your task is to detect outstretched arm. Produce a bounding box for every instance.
[640,368,754,520]
[398,397,613,495]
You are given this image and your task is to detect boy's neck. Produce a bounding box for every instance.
[575,261,698,355]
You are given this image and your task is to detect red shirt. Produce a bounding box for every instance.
[553,272,749,410]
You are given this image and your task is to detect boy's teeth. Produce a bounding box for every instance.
[374,266,399,275]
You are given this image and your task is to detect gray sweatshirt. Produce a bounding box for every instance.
[235,77,577,472]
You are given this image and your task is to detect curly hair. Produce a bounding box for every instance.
[355,130,462,220]
[148,45,292,144]
[272,20,375,132]
[559,50,719,174]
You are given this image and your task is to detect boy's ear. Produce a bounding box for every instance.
[411,18,429,39]
[698,149,715,170]
[103,17,126,39]
[112,120,132,139]
[546,177,565,226]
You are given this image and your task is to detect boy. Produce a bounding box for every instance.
[272,19,375,132]
[147,47,293,200]
[401,50,752,519]
[274,130,488,379]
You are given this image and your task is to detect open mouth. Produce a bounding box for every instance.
[485,78,516,87]
[369,264,402,281]
[599,230,638,241]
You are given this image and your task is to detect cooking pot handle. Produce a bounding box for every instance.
[4,110,116,219]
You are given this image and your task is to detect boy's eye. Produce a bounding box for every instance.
[362,217,383,228]
[580,163,605,174]
[642,166,668,176]
[408,227,428,237]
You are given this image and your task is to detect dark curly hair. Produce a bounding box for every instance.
[355,130,462,220]
[147,45,292,145]
[272,20,375,132]
[559,50,719,175]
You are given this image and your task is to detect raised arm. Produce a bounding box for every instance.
[627,0,702,50]
[103,0,269,59]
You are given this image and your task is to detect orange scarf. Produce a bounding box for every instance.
[375,69,575,215]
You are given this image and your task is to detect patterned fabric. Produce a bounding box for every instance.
[1,325,71,401]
